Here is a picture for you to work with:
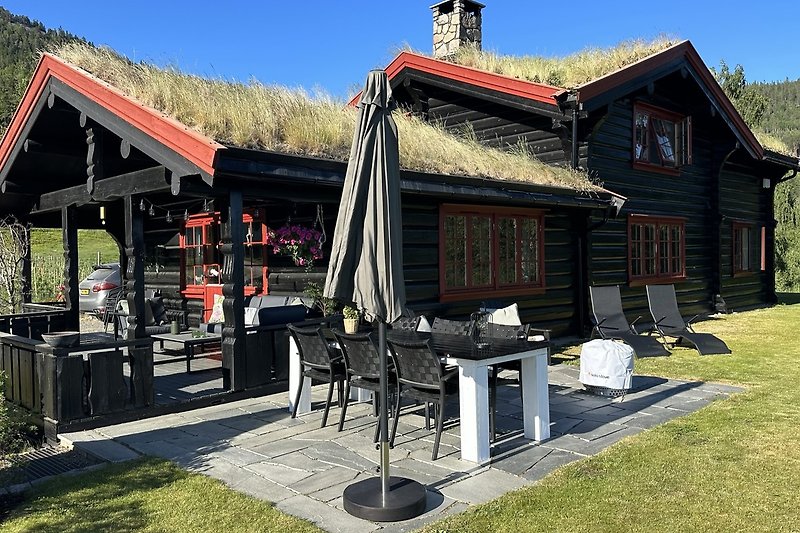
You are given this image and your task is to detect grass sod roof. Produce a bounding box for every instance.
[50,42,598,193]
[440,36,681,88]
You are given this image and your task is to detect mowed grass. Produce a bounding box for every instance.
[423,298,800,532]
[31,228,120,262]
[2,457,321,533]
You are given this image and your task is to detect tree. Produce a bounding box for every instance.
[711,60,770,128]
[0,216,30,313]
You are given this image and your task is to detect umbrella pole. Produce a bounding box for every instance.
[378,320,390,499]
[341,319,426,522]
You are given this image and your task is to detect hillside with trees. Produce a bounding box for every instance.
[0,7,83,129]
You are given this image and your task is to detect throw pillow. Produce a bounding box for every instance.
[490,303,521,326]
[243,306,259,326]
[208,293,225,323]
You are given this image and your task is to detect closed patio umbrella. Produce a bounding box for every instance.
[324,70,426,522]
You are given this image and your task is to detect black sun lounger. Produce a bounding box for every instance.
[589,285,670,357]
[646,284,731,355]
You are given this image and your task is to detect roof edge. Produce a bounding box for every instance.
[0,53,225,179]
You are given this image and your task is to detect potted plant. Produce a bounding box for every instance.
[342,305,360,334]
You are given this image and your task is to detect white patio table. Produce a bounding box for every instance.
[288,330,550,464]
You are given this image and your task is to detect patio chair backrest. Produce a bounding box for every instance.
[102,287,124,333]
[431,317,474,336]
[388,338,443,391]
[334,330,382,380]
[389,315,421,332]
[287,323,336,371]
[646,284,684,326]
[484,323,530,340]
[589,285,633,332]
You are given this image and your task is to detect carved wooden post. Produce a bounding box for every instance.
[85,125,104,195]
[61,206,79,330]
[220,190,246,391]
[123,195,152,407]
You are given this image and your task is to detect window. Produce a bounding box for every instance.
[440,205,544,300]
[633,103,692,171]
[628,215,685,283]
[733,222,756,275]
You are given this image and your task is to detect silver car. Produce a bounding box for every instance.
[78,263,121,315]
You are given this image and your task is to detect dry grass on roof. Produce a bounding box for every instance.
[754,129,795,157]
[50,42,596,192]
[435,36,679,88]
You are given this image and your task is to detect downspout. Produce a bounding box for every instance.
[714,143,740,311]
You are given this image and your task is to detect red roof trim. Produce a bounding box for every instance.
[349,51,561,107]
[0,54,223,177]
[576,41,763,158]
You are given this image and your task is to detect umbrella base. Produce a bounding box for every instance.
[343,476,427,522]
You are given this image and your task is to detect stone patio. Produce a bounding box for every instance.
[62,364,742,532]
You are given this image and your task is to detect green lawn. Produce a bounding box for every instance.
[31,228,120,262]
[2,457,320,533]
[424,298,800,532]
[4,301,799,532]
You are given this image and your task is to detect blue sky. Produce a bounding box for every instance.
[4,1,799,98]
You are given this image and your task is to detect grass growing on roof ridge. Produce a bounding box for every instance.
[50,42,595,192]
[422,297,800,532]
[428,36,680,88]
[754,128,795,156]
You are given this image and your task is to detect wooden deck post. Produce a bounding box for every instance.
[123,195,153,407]
[21,224,31,304]
[61,205,79,330]
[220,190,246,391]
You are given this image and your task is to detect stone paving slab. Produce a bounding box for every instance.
[70,365,742,532]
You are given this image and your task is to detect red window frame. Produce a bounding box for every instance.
[633,102,692,175]
[732,221,755,276]
[628,214,686,285]
[439,204,545,302]
[180,209,269,300]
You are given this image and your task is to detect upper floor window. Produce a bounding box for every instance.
[633,103,692,172]
[440,204,545,301]
[628,214,686,284]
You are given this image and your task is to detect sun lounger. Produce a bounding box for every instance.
[646,284,731,355]
[589,285,670,357]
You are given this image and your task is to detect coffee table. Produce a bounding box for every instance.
[151,331,222,373]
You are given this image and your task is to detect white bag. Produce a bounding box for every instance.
[579,339,634,391]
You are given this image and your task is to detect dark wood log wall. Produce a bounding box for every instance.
[586,97,716,321]
[424,87,569,166]
[400,198,584,337]
[719,154,771,309]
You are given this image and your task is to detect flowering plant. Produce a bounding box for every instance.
[267,224,324,268]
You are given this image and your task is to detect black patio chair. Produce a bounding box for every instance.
[387,337,459,460]
[389,315,422,332]
[646,284,731,355]
[287,323,347,428]
[333,330,397,439]
[431,317,474,336]
[589,285,670,357]
[102,287,124,338]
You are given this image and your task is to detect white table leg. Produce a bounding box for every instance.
[349,386,371,402]
[457,360,490,463]
[521,352,550,441]
[288,337,311,414]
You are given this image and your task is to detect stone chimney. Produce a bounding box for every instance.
[431,0,484,59]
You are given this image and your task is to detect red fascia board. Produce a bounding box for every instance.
[0,54,223,177]
[349,51,561,107]
[576,41,763,158]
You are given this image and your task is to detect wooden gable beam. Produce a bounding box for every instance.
[34,165,171,213]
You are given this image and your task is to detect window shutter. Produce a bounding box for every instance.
[677,116,692,166]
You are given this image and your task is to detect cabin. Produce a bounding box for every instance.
[385,0,800,331]
[0,43,621,433]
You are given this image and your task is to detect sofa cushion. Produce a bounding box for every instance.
[488,303,521,326]
[255,304,306,327]
[244,306,259,326]
[260,295,291,308]
[148,297,168,325]
[208,294,225,323]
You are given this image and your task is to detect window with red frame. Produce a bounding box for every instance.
[440,205,544,300]
[633,103,692,171]
[629,215,685,282]
[733,222,756,275]
[180,209,269,294]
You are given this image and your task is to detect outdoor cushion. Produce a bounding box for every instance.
[488,303,521,326]
[148,296,168,325]
[244,306,259,326]
[208,293,225,323]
